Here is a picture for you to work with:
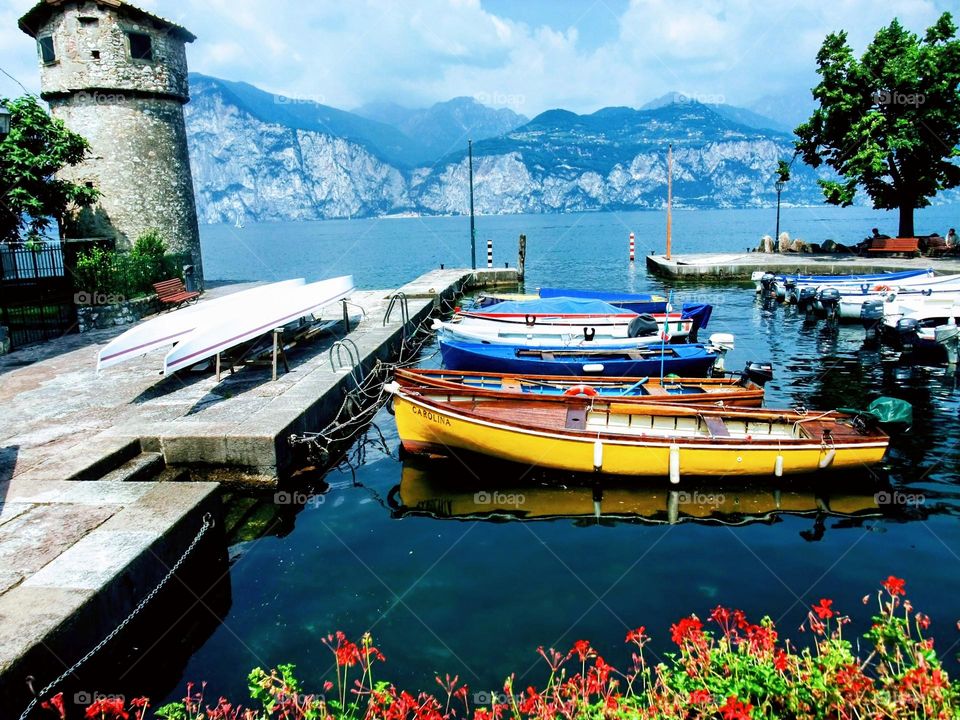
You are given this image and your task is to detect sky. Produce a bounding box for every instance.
[0,0,953,119]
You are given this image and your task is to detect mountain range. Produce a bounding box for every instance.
[183,73,831,224]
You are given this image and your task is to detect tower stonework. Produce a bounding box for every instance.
[19,0,204,286]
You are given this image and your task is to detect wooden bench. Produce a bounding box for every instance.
[866,237,919,255]
[152,278,199,309]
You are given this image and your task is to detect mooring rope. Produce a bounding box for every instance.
[289,309,441,463]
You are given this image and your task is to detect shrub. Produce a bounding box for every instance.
[40,577,959,720]
[72,230,184,301]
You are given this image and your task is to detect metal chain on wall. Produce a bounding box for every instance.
[18,513,215,720]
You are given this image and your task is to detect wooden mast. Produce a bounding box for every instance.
[666,143,673,260]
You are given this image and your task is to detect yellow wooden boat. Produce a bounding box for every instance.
[386,384,890,480]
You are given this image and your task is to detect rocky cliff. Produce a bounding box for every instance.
[184,75,831,224]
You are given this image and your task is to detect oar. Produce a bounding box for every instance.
[619,377,649,395]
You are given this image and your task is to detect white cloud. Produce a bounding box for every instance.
[0,0,953,115]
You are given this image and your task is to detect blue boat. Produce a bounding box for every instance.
[439,336,719,377]
[497,288,713,334]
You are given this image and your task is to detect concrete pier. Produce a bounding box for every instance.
[0,267,515,712]
[646,253,960,280]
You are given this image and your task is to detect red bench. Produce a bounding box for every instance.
[866,237,920,255]
[153,278,199,308]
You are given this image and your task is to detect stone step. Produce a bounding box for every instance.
[97,452,165,483]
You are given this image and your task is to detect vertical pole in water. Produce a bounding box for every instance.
[629,232,635,262]
[468,139,477,270]
[487,239,493,268]
[666,143,673,260]
[517,234,526,281]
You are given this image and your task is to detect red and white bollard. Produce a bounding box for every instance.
[629,232,635,262]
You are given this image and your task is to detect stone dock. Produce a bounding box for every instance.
[646,253,960,280]
[0,267,515,713]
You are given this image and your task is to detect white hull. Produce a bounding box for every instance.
[456,312,693,340]
[882,300,960,331]
[435,321,668,349]
[97,279,306,370]
[163,276,355,375]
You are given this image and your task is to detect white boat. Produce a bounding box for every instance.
[433,319,673,349]
[97,279,306,370]
[163,275,354,375]
[457,308,694,341]
[826,276,960,319]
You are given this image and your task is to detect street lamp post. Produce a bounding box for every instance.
[0,105,11,138]
[774,178,785,241]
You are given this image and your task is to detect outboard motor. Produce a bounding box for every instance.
[935,323,960,365]
[796,287,817,315]
[741,361,774,386]
[783,279,797,304]
[707,333,735,374]
[627,313,659,338]
[859,299,885,343]
[759,272,778,299]
[815,287,841,321]
[895,317,920,351]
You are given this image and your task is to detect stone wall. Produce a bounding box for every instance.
[30,5,190,100]
[76,294,161,333]
[26,2,204,288]
[54,96,204,282]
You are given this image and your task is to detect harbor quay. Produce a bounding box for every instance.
[0,267,515,713]
[646,253,960,280]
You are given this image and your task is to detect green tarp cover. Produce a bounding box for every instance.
[838,397,913,425]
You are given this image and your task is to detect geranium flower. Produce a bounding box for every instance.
[719,695,752,720]
[882,576,906,596]
[813,598,835,619]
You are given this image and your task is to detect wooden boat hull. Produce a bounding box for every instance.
[389,389,889,478]
[394,368,765,407]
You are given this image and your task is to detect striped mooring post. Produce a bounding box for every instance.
[629,232,635,262]
[487,239,493,268]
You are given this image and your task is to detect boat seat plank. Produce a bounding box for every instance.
[644,386,670,396]
[703,416,731,437]
[501,377,522,392]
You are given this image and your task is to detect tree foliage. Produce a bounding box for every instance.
[795,12,960,237]
[0,95,100,243]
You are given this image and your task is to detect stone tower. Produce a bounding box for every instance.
[19,0,204,287]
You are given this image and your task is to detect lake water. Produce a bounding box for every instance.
[143,206,960,707]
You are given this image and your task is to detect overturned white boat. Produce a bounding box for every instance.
[97,279,306,370]
[163,275,354,375]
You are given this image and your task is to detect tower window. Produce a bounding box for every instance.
[38,36,56,64]
[127,32,153,61]
[91,50,100,60]
[78,16,99,27]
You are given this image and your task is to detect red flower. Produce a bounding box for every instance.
[689,689,712,704]
[719,695,752,720]
[882,576,906,596]
[84,698,129,720]
[916,612,931,630]
[813,598,834,619]
[41,693,66,720]
[773,650,789,672]
[669,616,704,647]
[571,639,594,661]
[625,626,647,644]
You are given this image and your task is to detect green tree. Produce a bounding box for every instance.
[795,13,960,238]
[0,95,100,243]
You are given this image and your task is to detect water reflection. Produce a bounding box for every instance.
[390,458,899,538]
